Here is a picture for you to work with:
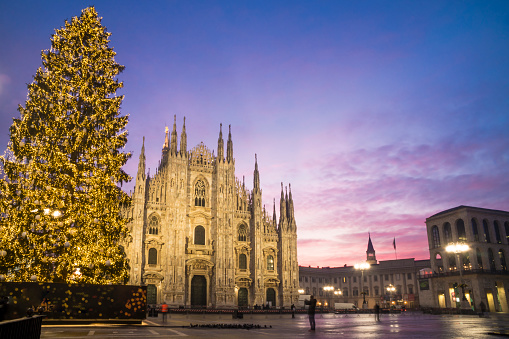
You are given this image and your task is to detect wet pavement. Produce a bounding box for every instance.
[41,311,509,338]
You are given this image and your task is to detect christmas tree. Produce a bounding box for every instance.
[0,7,131,284]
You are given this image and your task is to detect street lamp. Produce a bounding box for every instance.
[323,286,334,309]
[446,243,470,309]
[354,263,370,308]
[387,284,396,309]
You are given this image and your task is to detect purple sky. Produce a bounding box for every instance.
[1,1,508,267]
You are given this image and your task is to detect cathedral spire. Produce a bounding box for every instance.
[170,115,178,155]
[217,123,224,162]
[180,116,187,157]
[138,136,146,179]
[253,154,260,192]
[226,124,233,163]
[366,233,377,265]
[279,182,286,226]
[288,183,295,221]
[273,198,277,228]
[162,126,169,152]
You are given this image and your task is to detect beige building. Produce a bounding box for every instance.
[298,235,430,309]
[123,117,299,308]
[420,206,509,312]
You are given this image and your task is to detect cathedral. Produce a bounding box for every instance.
[123,117,299,309]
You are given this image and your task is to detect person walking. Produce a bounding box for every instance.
[374,303,380,322]
[161,302,168,323]
[305,295,317,331]
[291,303,296,319]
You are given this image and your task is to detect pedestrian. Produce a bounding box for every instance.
[291,303,296,318]
[161,301,168,323]
[374,303,380,322]
[304,295,317,331]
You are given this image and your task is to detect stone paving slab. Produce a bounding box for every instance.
[41,311,509,338]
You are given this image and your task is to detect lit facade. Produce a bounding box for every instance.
[298,235,430,309]
[123,117,299,308]
[420,206,509,312]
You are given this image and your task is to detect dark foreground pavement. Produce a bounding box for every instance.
[41,311,509,338]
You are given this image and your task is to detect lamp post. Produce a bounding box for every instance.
[446,243,471,309]
[387,284,395,309]
[323,286,334,309]
[354,263,370,309]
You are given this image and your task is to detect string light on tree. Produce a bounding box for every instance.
[0,7,131,284]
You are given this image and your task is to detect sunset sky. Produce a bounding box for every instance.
[1,1,508,267]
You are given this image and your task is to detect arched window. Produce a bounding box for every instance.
[444,223,452,244]
[267,255,274,271]
[472,219,479,242]
[462,252,470,270]
[448,254,456,271]
[494,221,501,244]
[488,248,496,271]
[476,248,483,270]
[148,215,159,235]
[148,248,157,265]
[432,226,440,248]
[239,253,247,269]
[499,249,507,271]
[483,220,491,243]
[353,288,359,296]
[194,180,206,207]
[194,225,205,245]
[435,253,443,272]
[343,288,348,297]
[456,219,466,242]
[238,225,247,242]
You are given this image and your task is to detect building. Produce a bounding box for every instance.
[123,117,299,308]
[298,234,430,309]
[420,206,509,312]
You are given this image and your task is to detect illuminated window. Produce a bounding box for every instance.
[267,255,274,271]
[456,219,466,242]
[239,254,247,270]
[148,248,157,265]
[194,225,205,245]
[194,180,206,207]
[499,249,507,271]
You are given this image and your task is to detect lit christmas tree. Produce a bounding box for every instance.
[0,7,131,284]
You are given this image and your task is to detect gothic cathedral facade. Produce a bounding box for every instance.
[124,117,299,308]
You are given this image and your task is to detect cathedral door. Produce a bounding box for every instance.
[191,275,207,306]
[238,288,248,307]
[266,288,276,307]
[147,284,157,305]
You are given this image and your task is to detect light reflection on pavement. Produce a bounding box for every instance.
[41,311,509,338]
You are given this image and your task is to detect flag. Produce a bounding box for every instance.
[393,237,396,250]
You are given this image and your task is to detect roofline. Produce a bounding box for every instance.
[426,205,509,221]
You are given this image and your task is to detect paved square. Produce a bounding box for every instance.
[41,311,509,338]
